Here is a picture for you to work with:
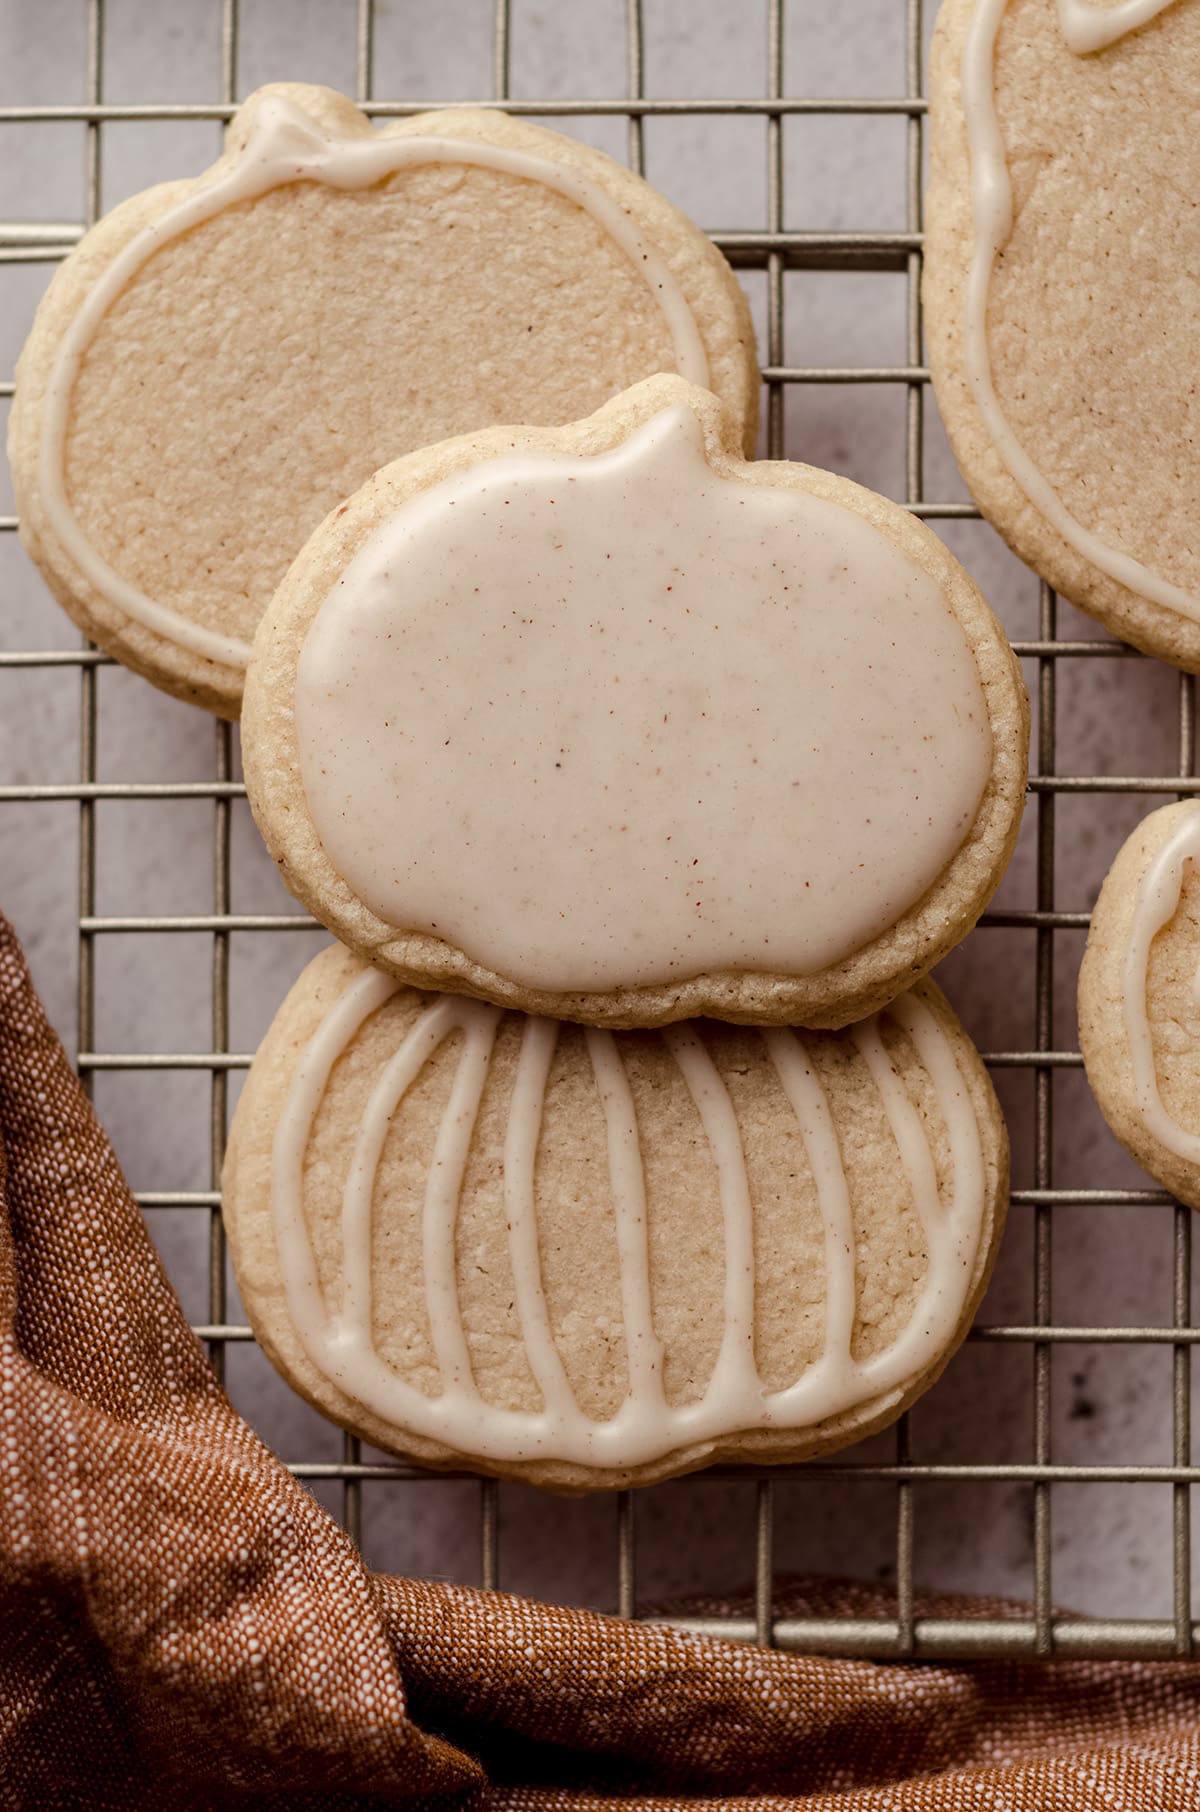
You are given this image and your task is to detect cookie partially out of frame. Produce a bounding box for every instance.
[242,373,1028,1032]
[9,82,758,718]
[925,0,1200,668]
[1080,801,1200,1209]
[223,943,1009,1493]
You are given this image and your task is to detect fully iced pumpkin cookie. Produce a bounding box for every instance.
[1080,802,1200,1208]
[223,943,1009,1491]
[925,0,1200,668]
[242,375,1028,1031]
[8,83,757,718]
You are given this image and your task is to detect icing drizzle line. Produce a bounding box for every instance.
[1056,0,1179,54]
[1120,805,1200,1163]
[40,93,710,672]
[960,0,1197,620]
[269,971,988,1469]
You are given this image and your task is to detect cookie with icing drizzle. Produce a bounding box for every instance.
[925,0,1200,668]
[223,942,1009,1490]
[242,374,1028,1030]
[8,82,757,718]
[1080,801,1200,1209]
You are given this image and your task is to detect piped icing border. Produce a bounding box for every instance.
[960,0,1196,619]
[40,94,710,672]
[1056,0,1178,52]
[1120,805,1200,1163]
[269,971,988,1470]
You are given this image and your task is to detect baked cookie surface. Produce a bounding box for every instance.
[9,82,757,717]
[1080,801,1200,1209]
[223,943,1009,1491]
[243,374,1028,1031]
[925,0,1200,667]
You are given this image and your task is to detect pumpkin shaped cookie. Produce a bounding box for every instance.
[242,375,1028,1030]
[1080,801,1200,1208]
[223,943,1009,1491]
[926,0,1200,667]
[9,83,757,716]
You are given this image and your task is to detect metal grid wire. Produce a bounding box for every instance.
[1,0,1196,1663]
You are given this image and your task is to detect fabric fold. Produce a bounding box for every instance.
[0,912,475,1805]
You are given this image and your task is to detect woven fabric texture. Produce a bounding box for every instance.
[2,905,1200,1809]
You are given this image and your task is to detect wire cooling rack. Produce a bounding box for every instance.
[1,0,1197,1663]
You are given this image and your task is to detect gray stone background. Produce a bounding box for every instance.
[1,0,1192,1621]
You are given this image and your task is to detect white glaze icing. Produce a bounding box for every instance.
[268,971,989,1468]
[1056,0,1178,54]
[1120,806,1200,1162]
[295,403,993,994]
[960,0,1197,619]
[40,93,709,671]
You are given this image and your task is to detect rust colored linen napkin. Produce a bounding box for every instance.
[3,905,1200,1809]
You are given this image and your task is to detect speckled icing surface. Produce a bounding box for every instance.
[295,405,993,993]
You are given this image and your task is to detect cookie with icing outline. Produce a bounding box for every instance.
[9,81,758,718]
[1080,801,1200,1209]
[925,0,1200,668]
[222,942,1009,1492]
[242,374,1029,1031]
